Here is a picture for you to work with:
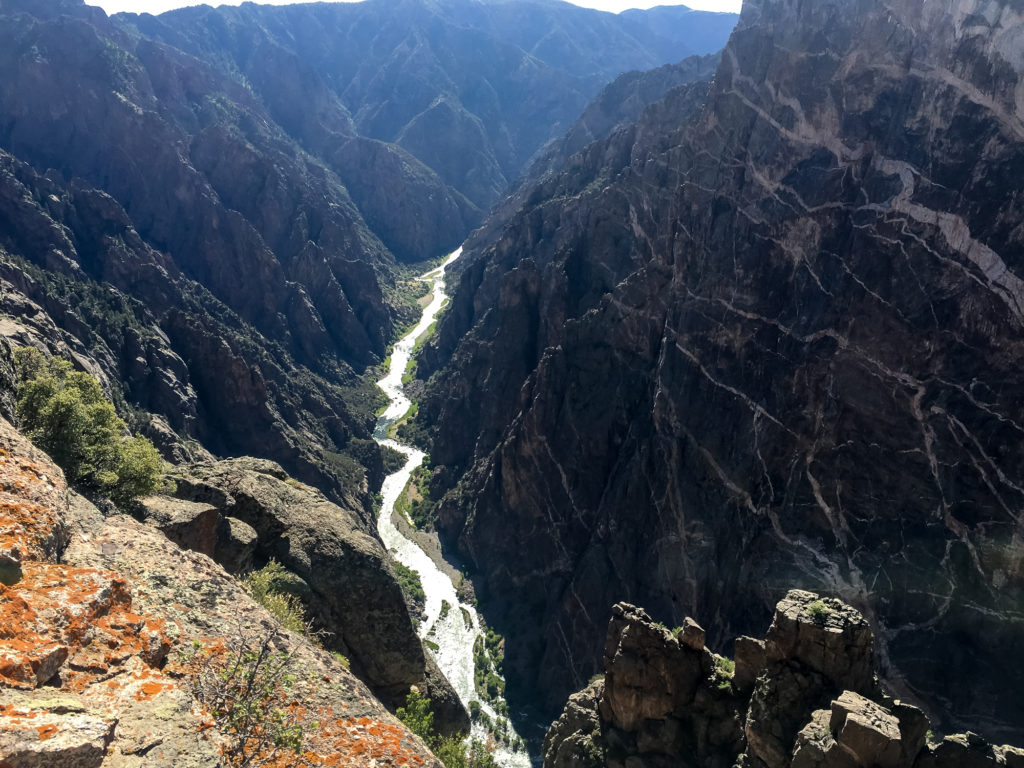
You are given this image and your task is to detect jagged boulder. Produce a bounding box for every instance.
[547,602,744,768]
[137,496,219,558]
[543,679,606,768]
[791,693,905,768]
[764,592,877,694]
[600,604,714,732]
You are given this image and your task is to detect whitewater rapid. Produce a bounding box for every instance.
[374,247,532,768]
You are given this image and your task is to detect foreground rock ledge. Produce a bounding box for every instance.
[543,593,1024,768]
[0,415,443,768]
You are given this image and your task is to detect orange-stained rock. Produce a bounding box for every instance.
[0,424,70,582]
[0,691,115,768]
[0,561,170,693]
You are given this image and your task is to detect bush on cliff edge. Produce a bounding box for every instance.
[13,347,163,506]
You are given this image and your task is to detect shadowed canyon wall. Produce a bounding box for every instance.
[419,0,1024,742]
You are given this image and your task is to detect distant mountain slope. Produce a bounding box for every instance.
[418,0,1024,743]
[0,0,734,510]
[128,0,738,212]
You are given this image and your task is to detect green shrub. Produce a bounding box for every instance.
[395,562,426,604]
[396,691,501,767]
[484,672,504,699]
[431,735,499,768]
[807,599,832,623]
[396,689,435,744]
[13,348,163,506]
[712,655,735,694]
[433,735,467,768]
[330,651,350,670]
[243,560,310,637]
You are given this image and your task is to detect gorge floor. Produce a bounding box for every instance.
[373,248,534,768]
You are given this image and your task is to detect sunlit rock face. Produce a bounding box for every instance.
[420,0,1024,741]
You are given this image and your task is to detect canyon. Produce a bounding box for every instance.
[2,0,1024,765]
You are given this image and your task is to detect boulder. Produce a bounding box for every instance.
[599,604,709,732]
[829,692,902,768]
[678,617,706,650]
[138,495,219,557]
[214,515,258,573]
[0,691,115,768]
[764,592,876,695]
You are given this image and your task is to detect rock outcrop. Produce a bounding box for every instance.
[543,593,1024,768]
[418,0,1024,741]
[159,457,469,736]
[0,413,444,767]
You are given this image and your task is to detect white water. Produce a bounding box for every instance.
[374,247,532,768]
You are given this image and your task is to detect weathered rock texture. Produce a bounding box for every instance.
[543,594,1024,768]
[419,0,1024,741]
[0,413,444,767]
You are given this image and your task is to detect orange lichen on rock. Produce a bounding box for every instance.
[0,561,171,692]
[247,711,431,768]
[0,500,59,563]
[0,442,69,565]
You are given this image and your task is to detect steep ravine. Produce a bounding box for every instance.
[374,249,533,768]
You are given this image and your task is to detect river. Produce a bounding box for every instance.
[374,247,533,768]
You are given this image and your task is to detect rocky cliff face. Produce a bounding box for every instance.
[0,146,381,511]
[0,413,442,768]
[543,593,1024,768]
[419,0,1024,742]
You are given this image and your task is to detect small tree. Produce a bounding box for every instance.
[13,348,163,505]
[396,689,435,744]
